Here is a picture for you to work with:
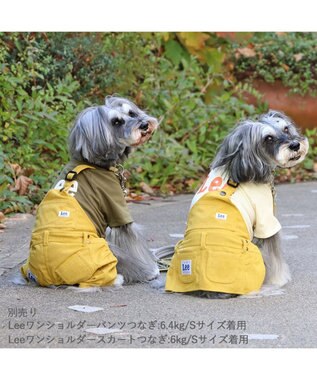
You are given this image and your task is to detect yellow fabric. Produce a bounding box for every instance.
[165,182,266,295]
[190,168,281,240]
[21,165,118,288]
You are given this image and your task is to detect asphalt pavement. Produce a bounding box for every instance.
[0,182,316,348]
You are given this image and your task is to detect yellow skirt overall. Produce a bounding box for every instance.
[21,165,118,288]
[165,181,265,295]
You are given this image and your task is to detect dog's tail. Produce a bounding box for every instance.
[239,284,287,298]
[152,245,175,272]
[146,245,175,289]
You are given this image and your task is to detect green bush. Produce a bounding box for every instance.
[1,32,315,215]
[127,55,259,192]
[0,33,82,212]
[231,32,317,95]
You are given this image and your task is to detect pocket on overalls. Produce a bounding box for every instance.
[243,243,266,292]
[55,245,96,285]
[205,248,242,284]
[22,242,45,284]
[174,243,199,284]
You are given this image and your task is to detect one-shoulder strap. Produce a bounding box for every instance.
[65,165,96,181]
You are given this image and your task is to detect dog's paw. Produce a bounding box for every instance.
[113,274,124,287]
[148,275,165,289]
[147,267,160,282]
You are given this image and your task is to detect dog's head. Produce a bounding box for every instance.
[68,96,158,168]
[211,110,309,183]
[258,110,309,168]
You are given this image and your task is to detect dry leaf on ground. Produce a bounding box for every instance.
[11,175,33,195]
[0,212,5,222]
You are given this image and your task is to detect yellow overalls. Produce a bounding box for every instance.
[165,181,266,295]
[21,165,118,288]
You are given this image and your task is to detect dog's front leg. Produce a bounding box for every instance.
[107,223,160,284]
[258,232,291,287]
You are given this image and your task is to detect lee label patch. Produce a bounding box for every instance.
[181,260,192,275]
[216,212,227,221]
[27,270,38,284]
[58,210,70,218]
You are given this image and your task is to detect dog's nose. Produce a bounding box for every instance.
[139,122,149,131]
[289,141,300,151]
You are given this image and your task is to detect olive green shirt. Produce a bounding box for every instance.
[54,160,133,237]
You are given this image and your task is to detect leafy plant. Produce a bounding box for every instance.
[1,32,315,214]
[230,32,317,96]
[127,55,259,193]
[0,33,82,213]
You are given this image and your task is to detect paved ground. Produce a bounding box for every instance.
[0,182,316,348]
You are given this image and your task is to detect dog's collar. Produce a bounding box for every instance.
[109,165,128,197]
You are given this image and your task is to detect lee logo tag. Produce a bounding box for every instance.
[181,260,192,275]
[58,210,70,218]
[27,270,38,284]
[216,212,227,221]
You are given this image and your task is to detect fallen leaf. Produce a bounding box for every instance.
[3,204,20,214]
[11,175,33,195]
[235,47,257,58]
[140,182,155,195]
[0,212,5,222]
[109,304,127,308]
[10,163,22,175]
[294,53,303,62]
[20,167,35,177]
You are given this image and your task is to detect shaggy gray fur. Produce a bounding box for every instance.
[68,96,158,169]
[66,96,160,286]
[107,224,159,284]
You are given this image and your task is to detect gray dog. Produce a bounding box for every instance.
[162,110,309,299]
[20,96,160,289]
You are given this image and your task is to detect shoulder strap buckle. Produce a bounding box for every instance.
[65,170,78,181]
[227,178,239,188]
[65,164,95,182]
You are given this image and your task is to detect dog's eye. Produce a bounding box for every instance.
[128,110,137,118]
[284,126,289,134]
[111,118,124,127]
[265,135,274,143]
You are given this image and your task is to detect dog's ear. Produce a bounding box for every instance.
[212,122,273,183]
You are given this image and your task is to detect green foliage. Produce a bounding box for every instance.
[231,32,317,95]
[0,33,82,213]
[127,56,258,192]
[1,32,315,214]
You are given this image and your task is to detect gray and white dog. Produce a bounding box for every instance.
[207,110,309,298]
[159,110,309,298]
[68,96,160,285]
[16,96,160,289]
